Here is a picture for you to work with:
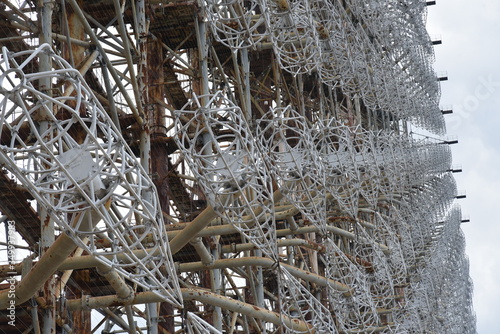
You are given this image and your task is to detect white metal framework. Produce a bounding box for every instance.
[0,44,182,306]
[0,0,476,333]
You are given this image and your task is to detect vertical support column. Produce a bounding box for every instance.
[345,97,355,127]
[38,1,56,333]
[272,54,282,108]
[146,303,159,334]
[38,0,53,85]
[145,37,170,214]
[61,0,85,66]
[211,245,223,331]
[39,212,54,334]
[60,0,88,140]
[307,233,319,275]
[367,106,373,129]
[136,1,176,332]
[193,14,223,327]
[67,282,91,333]
[195,16,210,103]
[136,2,153,333]
[297,74,306,116]
[146,35,171,334]
[402,120,408,136]
[254,249,266,334]
[137,0,151,173]
[372,108,378,131]
[354,95,362,127]
[241,48,251,121]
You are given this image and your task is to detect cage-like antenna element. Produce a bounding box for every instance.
[278,264,337,334]
[257,107,326,233]
[314,119,360,217]
[174,92,278,260]
[260,0,319,75]
[0,44,182,306]
[323,238,380,332]
[204,0,267,49]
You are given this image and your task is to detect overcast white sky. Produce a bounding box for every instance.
[427,1,500,333]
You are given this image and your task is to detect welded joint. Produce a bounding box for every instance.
[286,216,298,231]
[190,237,214,265]
[97,264,134,302]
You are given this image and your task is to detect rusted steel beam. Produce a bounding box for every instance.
[0,173,39,248]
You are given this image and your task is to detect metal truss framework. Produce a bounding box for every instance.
[0,0,475,333]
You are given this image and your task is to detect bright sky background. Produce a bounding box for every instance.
[427,1,500,333]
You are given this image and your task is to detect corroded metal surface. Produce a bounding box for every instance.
[0,0,475,333]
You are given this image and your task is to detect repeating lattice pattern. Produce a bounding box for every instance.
[278,265,337,334]
[0,0,475,332]
[174,92,278,260]
[203,0,446,134]
[173,90,474,333]
[0,45,182,307]
[257,107,326,232]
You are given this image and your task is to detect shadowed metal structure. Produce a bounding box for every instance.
[0,0,476,333]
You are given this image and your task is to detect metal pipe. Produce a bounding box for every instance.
[125,305,137,334]
[210,45,236,102]
[0,223,389,278]
[1,254,350,303]
[66,288,313,333]
[53,50,99,115]
[189,237,213,265]
[287,216,299,231]
[177,257,351,293]
[195,17,209,103]
[146,302,158,334]
[100,59,121,130]
[228,311,238,334]
[65,0,143,126]
[346,325,392,333]
[55,241,86,299]
[168,206,218,255]
[96,264,134,301]
[0,202,108,310]
[51,33,90,47]
[241,48,251,121]
[136,0,150,174]
[285,226,390,254]
[211,244,223,330]
[112,0,142,114]
[37,2,55,329]
[0,228,79,309]
[221,238,326,254]
[31,304,41,334]
[254,249,265,333]
[54,0,72,67]
[223,268,245,301]
[76,50,100,77]
[102,308,131,331]
[0,0,38,32]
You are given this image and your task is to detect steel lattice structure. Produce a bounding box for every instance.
[0,0,476,333]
